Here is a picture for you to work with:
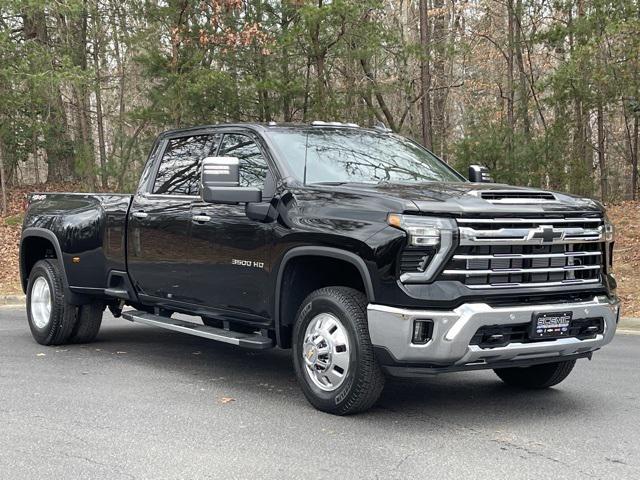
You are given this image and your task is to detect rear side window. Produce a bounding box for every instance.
[218,134,269,188]
[153,134,221,195]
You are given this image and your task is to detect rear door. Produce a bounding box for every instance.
[189,130,277,321]
[127,132,219,303]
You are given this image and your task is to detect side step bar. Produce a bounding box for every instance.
[121,310,274,350]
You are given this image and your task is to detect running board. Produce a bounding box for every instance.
[121,310,274,350]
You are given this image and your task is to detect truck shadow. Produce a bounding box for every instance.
[95,319,596,426]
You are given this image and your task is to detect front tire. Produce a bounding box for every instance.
[292,287,385,415]
[494,360,577,389]
[26,259,78,346]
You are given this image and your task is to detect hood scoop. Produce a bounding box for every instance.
[477,190,558,204]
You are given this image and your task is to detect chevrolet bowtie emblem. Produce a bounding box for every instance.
[527,225,564,244]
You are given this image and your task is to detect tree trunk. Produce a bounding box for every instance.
[360,58,398,131]
[431,0,447,156]
[93,3,107,189]
[109,0,127,189]
[419,0,433,149]
[633,116,639,200]
[0,138,6,215]
[65,0,95,188]
[572,0,592,195]
[506,0,515,156]
[514,0,530,137]
[23,7,75,182]
[597,103,607,201]
[280,6,292,122]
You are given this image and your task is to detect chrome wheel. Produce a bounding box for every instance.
[302,313,351,392]
[30,276,52,329]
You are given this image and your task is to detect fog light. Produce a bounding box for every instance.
[412,320,433,344]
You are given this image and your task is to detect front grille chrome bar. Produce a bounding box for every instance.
[443,265,601,276]
[459,279,601,289]
[459,226,604,245]
[453,251,602,260]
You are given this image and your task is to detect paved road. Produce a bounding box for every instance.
[1,306,638,480]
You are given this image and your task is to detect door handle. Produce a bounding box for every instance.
[192,215,211,223]
[132,211,148,219]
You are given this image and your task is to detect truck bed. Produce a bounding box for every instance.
[22,192,133,294]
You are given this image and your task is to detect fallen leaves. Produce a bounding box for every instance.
[607,201,640,317]
[218,396,235,404]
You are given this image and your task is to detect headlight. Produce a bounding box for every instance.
[387,214,453,247]
[387,214,457,283]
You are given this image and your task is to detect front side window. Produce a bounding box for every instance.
[218,134,269,188]
[267,129,463,184]
[153,134,221,195]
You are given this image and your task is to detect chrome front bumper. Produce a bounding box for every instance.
[367,296,620,368]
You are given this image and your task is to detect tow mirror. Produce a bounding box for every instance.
[468,165,493,183]
[200,157,262,204]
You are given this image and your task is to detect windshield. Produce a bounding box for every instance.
[267,128,464,184]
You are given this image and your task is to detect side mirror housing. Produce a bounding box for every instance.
[200,157,262,204]
[469,165,493,183]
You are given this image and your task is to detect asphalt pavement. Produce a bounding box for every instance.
[1,305,639,480]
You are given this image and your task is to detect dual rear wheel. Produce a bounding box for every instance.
[26,259,104,346]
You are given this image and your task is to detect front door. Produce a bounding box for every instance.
[127,133,219,304]
[189,131,276,321]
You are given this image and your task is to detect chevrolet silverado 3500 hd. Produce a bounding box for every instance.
[20,122,619,414]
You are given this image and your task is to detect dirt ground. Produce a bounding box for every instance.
[2,185,638,316]
[607,202,640,316]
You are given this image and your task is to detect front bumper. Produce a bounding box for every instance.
[368,295,620,375]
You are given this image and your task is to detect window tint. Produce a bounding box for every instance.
[153,134,221,195]
[218,134,269,188]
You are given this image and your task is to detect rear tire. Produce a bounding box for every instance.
[26,259,78,346]
[292,287,385,415]
[70,301,104,343]
[494,360,577,389]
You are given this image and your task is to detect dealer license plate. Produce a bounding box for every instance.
[531,311,573,339]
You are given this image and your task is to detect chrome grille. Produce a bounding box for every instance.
[441,216,605,289]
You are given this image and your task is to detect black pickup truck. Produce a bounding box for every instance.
[20,122,620,414]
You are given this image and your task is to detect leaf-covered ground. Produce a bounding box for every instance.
[607,202,640,317]
[1,185,638,316]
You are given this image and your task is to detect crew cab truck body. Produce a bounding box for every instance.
[20,123,620,414]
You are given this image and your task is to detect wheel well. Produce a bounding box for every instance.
[21,236,58,292]
[277,255,367,348]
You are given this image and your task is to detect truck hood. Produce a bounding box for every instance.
[311,181,603,216]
